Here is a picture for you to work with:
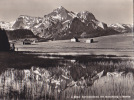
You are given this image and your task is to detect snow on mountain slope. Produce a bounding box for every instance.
[12,15,43,30]
[77,11,97,23]
[109,23,125,29]
[0,6,133,40]
[108,23,132,33]
[96,21,108,30]
[47,6,76,22]
[0,21,15,30]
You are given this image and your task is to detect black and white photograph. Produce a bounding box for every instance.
[0,0,133,100]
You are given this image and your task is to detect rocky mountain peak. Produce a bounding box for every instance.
[18,15,32,20]
[46,6,75,22]
[57,6,65,10]
[0,6,133,40]
[77,11,97,22]
[54,6,68,13]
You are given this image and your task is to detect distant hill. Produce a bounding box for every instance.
[6,29,38,40]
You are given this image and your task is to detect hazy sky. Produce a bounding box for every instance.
[0,0,133,24]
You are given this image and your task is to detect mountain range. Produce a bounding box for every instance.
[0,6,133,40]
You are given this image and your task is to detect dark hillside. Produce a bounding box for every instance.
[6,29,38,40]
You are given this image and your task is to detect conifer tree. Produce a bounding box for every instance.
[0,28,10,51]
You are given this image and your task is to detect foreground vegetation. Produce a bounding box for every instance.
[0,52,134,100]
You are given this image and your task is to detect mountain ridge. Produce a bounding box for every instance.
[0,6,133,40]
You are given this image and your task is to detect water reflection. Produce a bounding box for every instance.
[0,55,134,100]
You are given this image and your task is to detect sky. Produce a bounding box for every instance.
[0,0,133,24]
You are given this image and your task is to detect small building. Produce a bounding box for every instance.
[23,39,32,45]
[86,39,94,43]
[71,37,79,42]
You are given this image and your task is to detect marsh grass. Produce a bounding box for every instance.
[61,74,134,100]
[0,52,134,100]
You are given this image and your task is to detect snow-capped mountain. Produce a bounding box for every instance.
[108,23,133,33]
[0,6,133,40]
[36,7,109,39]
[77,11,97,23]
[47,6,76,22]
[0,21,15,30]
[12,15,43,30]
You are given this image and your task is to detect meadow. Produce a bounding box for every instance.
[14,33,133,56]
[0,33,134,100]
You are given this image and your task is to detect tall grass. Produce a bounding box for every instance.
[0,52,134,100]
[61,73,134,100]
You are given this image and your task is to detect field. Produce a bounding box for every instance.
[0,33,134,100]
[14,33,134,56]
